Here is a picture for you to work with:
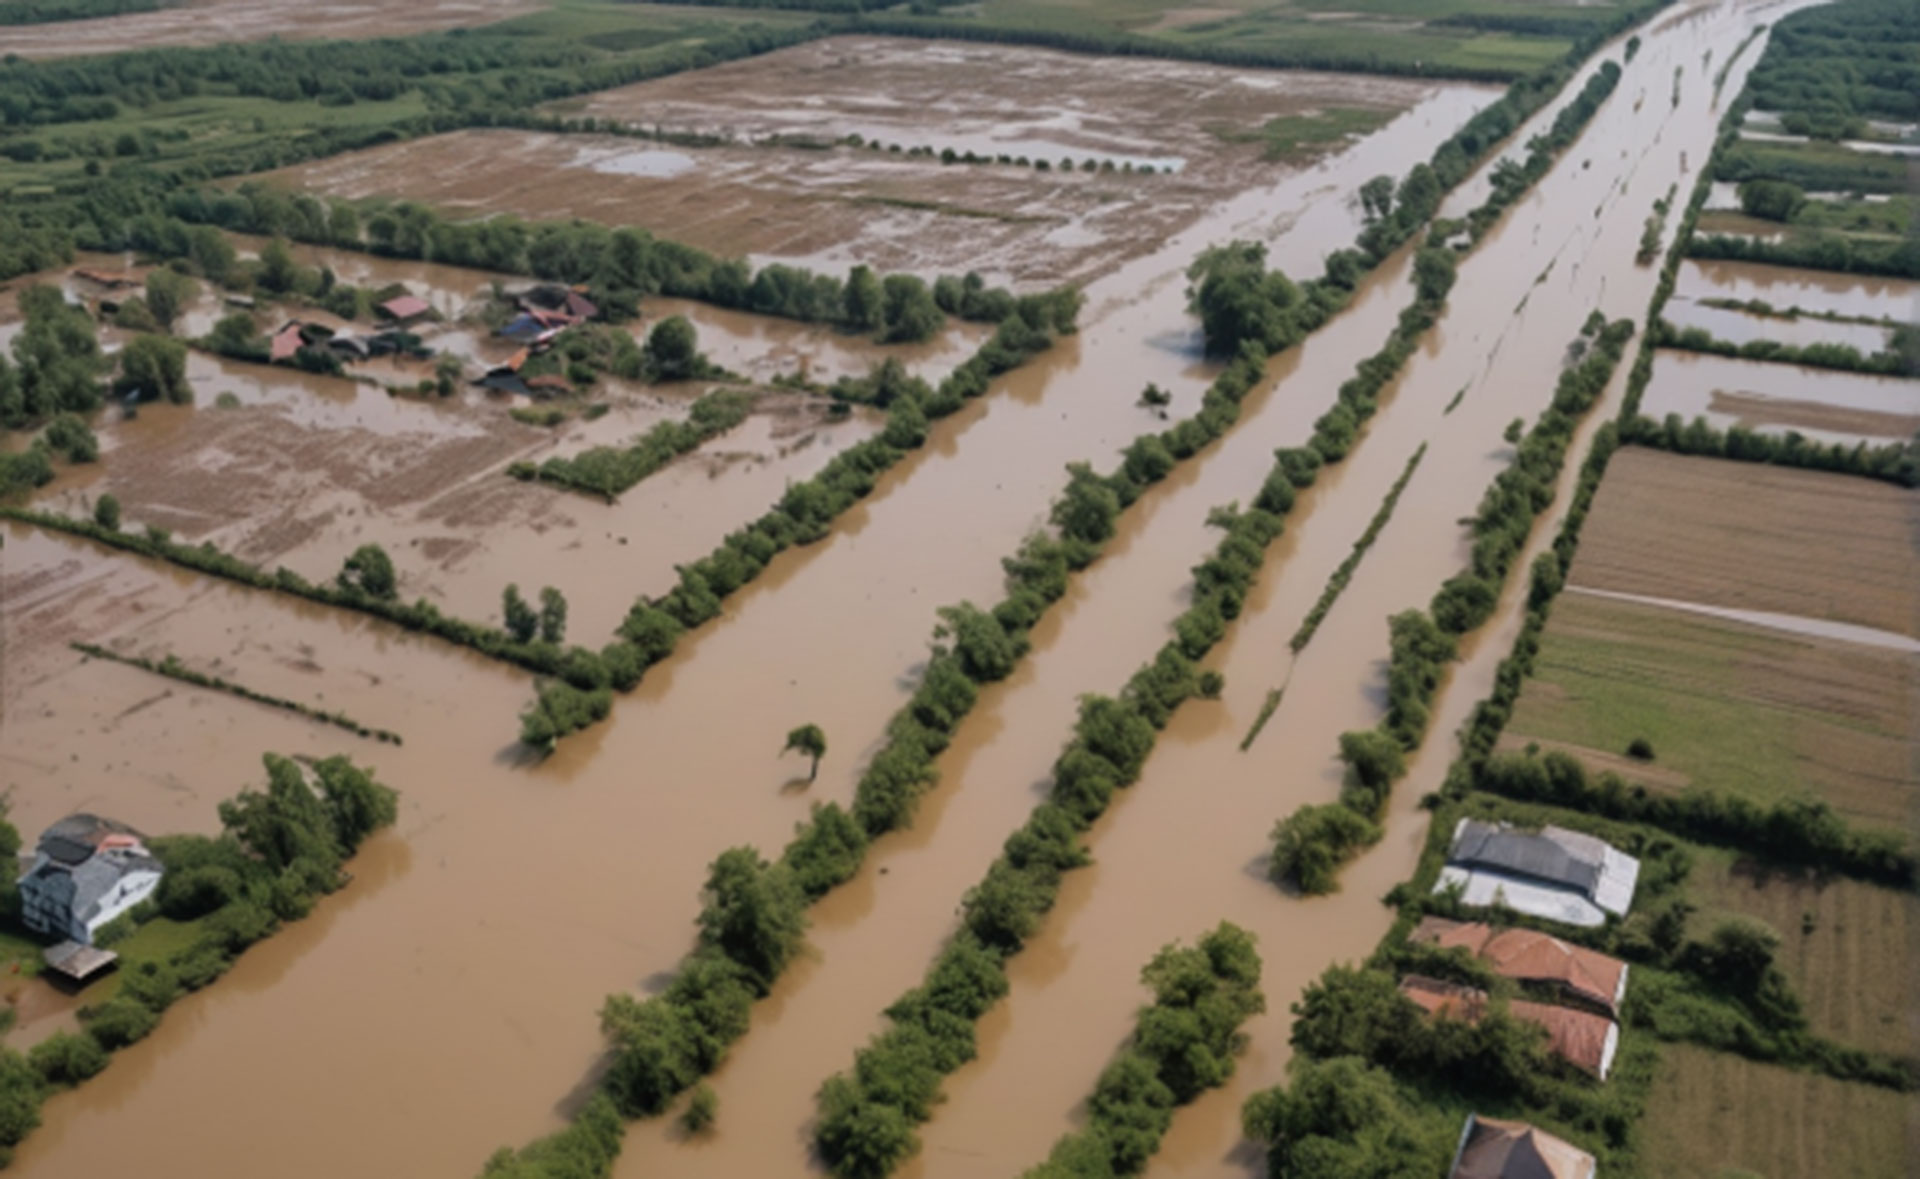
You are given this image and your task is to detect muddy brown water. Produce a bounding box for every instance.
[0,0,538,60]
[1662,298,1894,351]
[1638,347,1920,445]
[0,3,1828,1174]
[1672,258,1920,324]
[4,66,1490,1179]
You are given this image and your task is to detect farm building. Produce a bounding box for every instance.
[16,814,164,945]
[1434,819,1640,927]
[1396,975,1620,1080]
[1410,917,1629,1015]
[378,294,434,325]
[1448,1114,1595,1179]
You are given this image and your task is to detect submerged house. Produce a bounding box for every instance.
[1448,1115,1595,1179]
[1434,819,1640,927]
[378,294,434,326]
[17,814,164,945]
[1397,975,1620,1080]
[1411,917,1630,1016]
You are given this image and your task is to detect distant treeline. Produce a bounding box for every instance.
[1743,0,1920,129]
[1686,227,1920,281]
[1714,141,1910,195]
[1652,318,1918,376]
[0,0,167,25]
[1623,412,1918,487]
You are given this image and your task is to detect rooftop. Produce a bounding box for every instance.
[1411,917,1629,1014]
[1450,1115,1596,1179]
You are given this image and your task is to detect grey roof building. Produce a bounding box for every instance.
[17,814,165,945]
[1434,819,1639,928]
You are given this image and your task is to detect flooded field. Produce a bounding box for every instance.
[1671,257,1920,322]
[259,37,1496,286]
[1,0,1854,1175]
[1638,347,1920,444]
[1662,297,1894,351]
[0,0,537,58]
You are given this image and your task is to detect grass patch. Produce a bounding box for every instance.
[79,917,209,1006]
[1640,1042,1915,1179]
[1211,106,1395,162]
[1504,594,1919,831]
[1687,847,1919,1057]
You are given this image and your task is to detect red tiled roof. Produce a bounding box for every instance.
[380,294,432,320]
[1411,918,1628,1014]
[269,324,303,362]
[1451,1115,1595,1179]
[1398,975,1618,1079]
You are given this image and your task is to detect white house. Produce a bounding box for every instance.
[17,814,164,944]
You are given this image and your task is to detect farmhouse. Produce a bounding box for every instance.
[1397,975,1620,1080]
[1434,819,1640,927]
[1410,917,1630,1015]
[1447,1114,1595,1179]
[16,814,164,945]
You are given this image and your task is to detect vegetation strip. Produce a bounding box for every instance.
[0,756,398,1163]
[477,28,1644,1176]
[1238,686,1285,753]
[1651,317,1917,377]
[1268,313,1636,896]
[70,641,402,745]
[1016,924,1265,1177]
[1288,442,1427,653]
[508,389,756,502]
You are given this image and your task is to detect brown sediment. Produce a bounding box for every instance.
[257,38,1495,287]
[1661,297,1893,350]
[0,0,539,59]
[1707,390,1920,443]
[1563,447,1920,639]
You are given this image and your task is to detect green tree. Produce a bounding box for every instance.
[1337,729,1404,808]
[93,493,121,530]
[1359,175,1396,223]
[144,268,198,331]
[1051,462,1121,546]
[538,587,567,644]
[1411,246,1457,304]
[842,264,883,332]
[644,315,701,381]
[204,312,262,360]
[115,334,192,404]
[682,1084,718,1134]
[311,755,398,854]
[28,1031,107,1087]
[257,237,300,294]
[783,723,828,782]
[1737,178,1806,222]
[502,584,538,643]
[696,847,807,994]
[1270,804,1382,894]
[338,544,397,600]
[434,353,462,396]
[878,274,944,344]
[217,754,341,880]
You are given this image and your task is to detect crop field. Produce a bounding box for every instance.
[1688,848,1919,1056]
[260,37,1493,286]
[1564,448,1920,636]
[1502,592,1919,829]
[1641,1043,1916,1179]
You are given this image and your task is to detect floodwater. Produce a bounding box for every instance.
[1661,299,1894,351]
[1672,258,1920,323]
[0,2,1828,1175]
[2,58,1488,1179]
[1638,348,1920,445]
[1565,587,1920,654]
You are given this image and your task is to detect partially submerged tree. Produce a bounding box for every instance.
[784,723,827,782]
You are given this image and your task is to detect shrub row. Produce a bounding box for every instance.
[1622,411,1919,486]
[1017,924,1265,1178]
[1288,442,1426,653]
[0,756,397,1162]
[1650,317,1918,376]
[71,641,402,744]
[1464,61,1625,243]
[1688,221,1920,281]
[1270,316,1637,894]
[508,389,755,502]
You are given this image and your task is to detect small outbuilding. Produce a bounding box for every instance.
[1447,1114,1595,1179]
[17,814,164,945]
[378,294,433,325]
[1434,819,1639,927]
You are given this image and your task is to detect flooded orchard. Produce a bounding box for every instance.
[1,0,1879,1176]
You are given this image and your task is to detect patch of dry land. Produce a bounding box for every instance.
[259,36,1488,286]
[1500,449,1920,830]
[0,0,537,59]
[1567,448,1920,636]
[1641,1043,1917,1179]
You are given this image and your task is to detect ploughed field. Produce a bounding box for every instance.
[260,37,1492,286]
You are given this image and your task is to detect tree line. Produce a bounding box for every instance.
[1651,317,1918,377]
[0,0,167,26]
[71,641,402,743]
[0,756,396,1161]
[510,388,755,502]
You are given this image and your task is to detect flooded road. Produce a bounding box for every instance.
[5,78,1493,1179]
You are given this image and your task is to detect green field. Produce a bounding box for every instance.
[1504,594,1920,832]
[1210,106,1397,162]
